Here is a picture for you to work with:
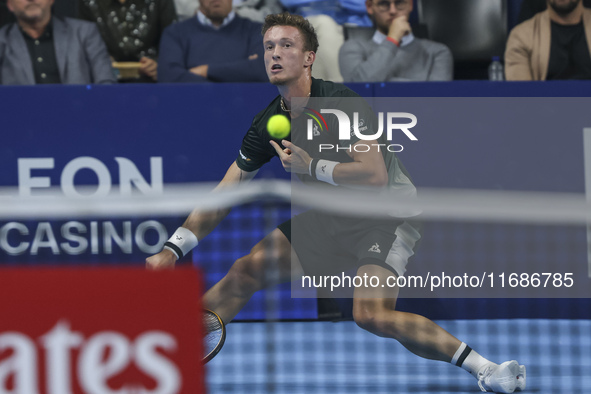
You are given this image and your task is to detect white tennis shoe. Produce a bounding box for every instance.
[477,360,526,393]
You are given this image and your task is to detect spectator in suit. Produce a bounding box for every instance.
[0,0,114,85]
[157,0,267,83]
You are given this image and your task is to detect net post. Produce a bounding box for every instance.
[583,127,591,278]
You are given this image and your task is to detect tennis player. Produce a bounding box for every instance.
[146,13,526,393]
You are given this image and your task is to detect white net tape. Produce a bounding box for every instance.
[0,180,589,225]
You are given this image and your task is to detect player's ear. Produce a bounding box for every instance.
[303,51,315,68]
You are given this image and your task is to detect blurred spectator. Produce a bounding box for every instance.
[234,0,283,23]
[0,0,114,85]
[3,0,83,28]
[505,0,591,80]
[339,0,452,82]
[175,0,199,20]
[280,0,384,82]
[281,0,371,26]
[518,0,591,24]
[158,0,267,83]
[78,0,177,81]
[305,13,344,81]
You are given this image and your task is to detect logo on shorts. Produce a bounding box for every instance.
[368,243,381,253]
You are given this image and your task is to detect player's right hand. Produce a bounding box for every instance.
[388,15,411,43]
[269,140,311,175]
[146,249,177,270]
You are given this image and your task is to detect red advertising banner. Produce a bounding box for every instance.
[0,266,205,393]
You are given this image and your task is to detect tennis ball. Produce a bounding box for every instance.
[267,114,291,139]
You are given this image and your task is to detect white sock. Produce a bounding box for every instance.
[451,342,491,378]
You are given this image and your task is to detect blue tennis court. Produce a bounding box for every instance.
[207,319,591,393]
[197,203,591,393]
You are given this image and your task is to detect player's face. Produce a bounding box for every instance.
[7,0,54,23]
[199,0,233,22]
[366,0,413,31]
[548,0,581,15]
[263,26,314,86]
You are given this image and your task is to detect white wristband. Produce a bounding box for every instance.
[163,227,199,259]
[315,159,339,186]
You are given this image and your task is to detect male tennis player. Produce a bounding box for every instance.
[146,13,526,393]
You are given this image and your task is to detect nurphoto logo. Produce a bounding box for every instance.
[305,108,418,153]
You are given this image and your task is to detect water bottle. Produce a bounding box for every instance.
[488,56,504,81]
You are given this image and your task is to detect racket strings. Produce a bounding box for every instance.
[205,312,223,333]
[204,310,224,361]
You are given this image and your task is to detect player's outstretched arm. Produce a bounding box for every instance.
[181,162,258,239]
[146,161,258,270]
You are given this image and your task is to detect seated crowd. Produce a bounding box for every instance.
[0,0,590,85]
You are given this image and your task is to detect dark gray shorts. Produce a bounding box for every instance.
[278,211,421,278]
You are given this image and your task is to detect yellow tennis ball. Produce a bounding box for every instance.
[267,114,291,139]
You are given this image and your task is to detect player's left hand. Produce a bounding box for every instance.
[270,140,311,174]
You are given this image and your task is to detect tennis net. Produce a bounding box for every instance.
[1,181,590,393]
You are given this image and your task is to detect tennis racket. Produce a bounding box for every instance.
[202,309,226,364]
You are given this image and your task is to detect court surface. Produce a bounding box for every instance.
[207,319,591,393]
